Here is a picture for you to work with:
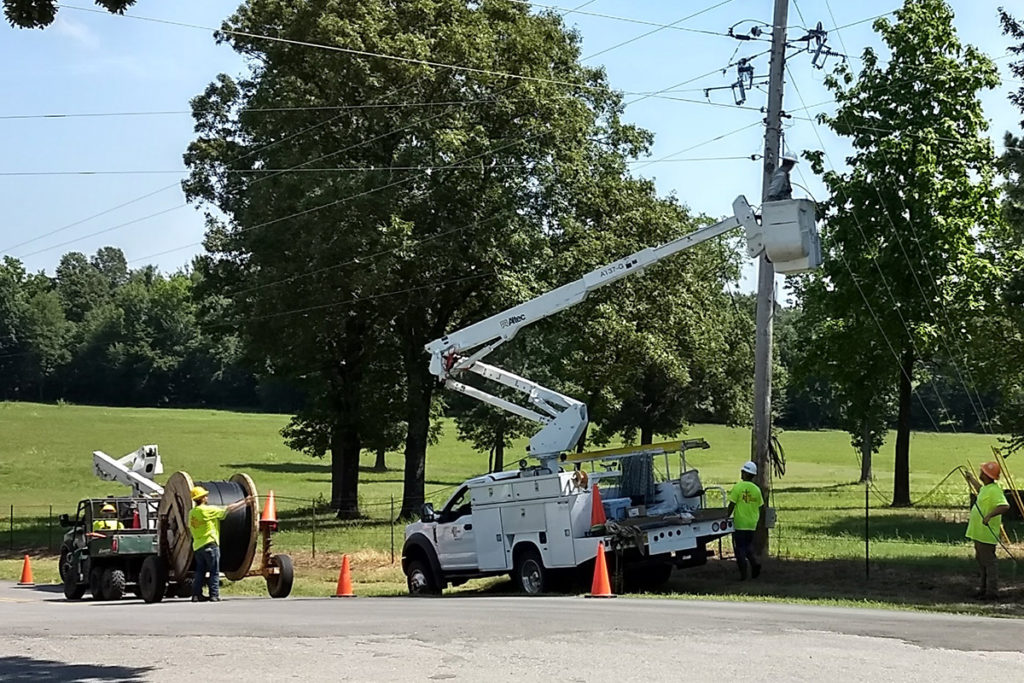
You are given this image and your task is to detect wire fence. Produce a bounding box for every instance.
[5,483,1022,576]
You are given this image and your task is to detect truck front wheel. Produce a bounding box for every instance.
[514,548,547,596]
[406,558,441,596]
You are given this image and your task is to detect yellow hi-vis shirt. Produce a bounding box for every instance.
[92,519,124,531]
[728,480,764,531]
[189,504,228,550]
[966,482,1009,545]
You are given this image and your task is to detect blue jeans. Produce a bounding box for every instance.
[732,530,759,575]
[193,544,221,599]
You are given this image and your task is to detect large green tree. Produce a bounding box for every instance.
[184,0,654,518]
[800,0,1001,505]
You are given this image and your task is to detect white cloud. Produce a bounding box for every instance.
[51,16,101,51]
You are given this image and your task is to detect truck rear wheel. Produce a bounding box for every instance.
[406,558,441,596]
[102,567,126,601]
[139,555,167,604]
[514,548,547,596]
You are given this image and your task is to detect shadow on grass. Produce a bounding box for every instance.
[824,514,969,544]
[774,483,864,493]
[228,461,328,474]
[0,656,153,681]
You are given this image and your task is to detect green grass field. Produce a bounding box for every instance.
[1,401,1021,614]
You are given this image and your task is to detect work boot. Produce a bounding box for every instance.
[191,596,203,603]
[209,597,221,602]
[738,564,748,581]
[751,563,762,579]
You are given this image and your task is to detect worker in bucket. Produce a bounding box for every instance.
[92,503,124,531]
[766,152,797,201]
[727,461,765,580]
[189,485,250,602]
[964,462,1010,600]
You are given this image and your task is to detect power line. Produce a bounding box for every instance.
[0,157,761,176]
[57,3,734,107]
[16,205,188,260]
[5,65,456,257]
[583,1,734,62]
[510,0,744,38]
[0,183,180,254]
[218,123,768,302]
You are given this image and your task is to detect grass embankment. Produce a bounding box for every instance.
[1,402,1021,614]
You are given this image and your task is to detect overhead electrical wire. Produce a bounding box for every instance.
[5,63,458,256]
[203,101,769,306]
[509,0,747,39]
[56,3,736,107]
[21,1,767,269]
[582,0,734,62]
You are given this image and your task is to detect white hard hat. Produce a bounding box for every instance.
[780,152,798,164]
[741,461,758,475]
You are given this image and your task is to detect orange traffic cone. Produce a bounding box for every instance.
[259,490,278,530]
[590,484,606,528]
[331,554,355,598]
[586,542,615,598]
[17,555,34,586]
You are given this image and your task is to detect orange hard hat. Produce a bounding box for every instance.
[980,461,1001,481]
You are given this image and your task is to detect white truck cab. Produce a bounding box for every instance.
[402,440,734,595]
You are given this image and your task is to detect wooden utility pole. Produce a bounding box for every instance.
[752,0,789,554]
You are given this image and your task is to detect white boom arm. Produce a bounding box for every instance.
[427,196,762,466]
[93,445,165,498]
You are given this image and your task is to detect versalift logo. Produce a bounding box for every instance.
[499,314,527,329]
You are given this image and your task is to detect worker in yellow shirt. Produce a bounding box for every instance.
[189,485,250,603]
[92,503,124,531]
[727,461,765,580]
[964,462,1010,600]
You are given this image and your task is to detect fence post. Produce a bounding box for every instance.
[390,495,395,565]
[311,498,317,560]
[9,504,13,552]
[48,505,53,553]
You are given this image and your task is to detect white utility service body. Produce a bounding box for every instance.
[403,194,820,594]
[403,440,732,594]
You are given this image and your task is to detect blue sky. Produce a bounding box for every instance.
[1,1,1019,296]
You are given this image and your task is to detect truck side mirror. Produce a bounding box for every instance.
[420,503,435,522]
[59,513,73,528]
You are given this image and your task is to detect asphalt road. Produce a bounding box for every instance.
[2,581,1022,681]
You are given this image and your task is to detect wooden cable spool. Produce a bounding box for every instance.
[158,471,261,582]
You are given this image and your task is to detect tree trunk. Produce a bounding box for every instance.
[373,447,387,472]
[400,347,434,519]
[330,421,362,519]
[859,422,873,483]
[493,422,505,473]
[892,348,914,507]
[640,424,654,445]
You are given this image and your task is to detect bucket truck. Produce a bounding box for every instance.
[402,196,820,595]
